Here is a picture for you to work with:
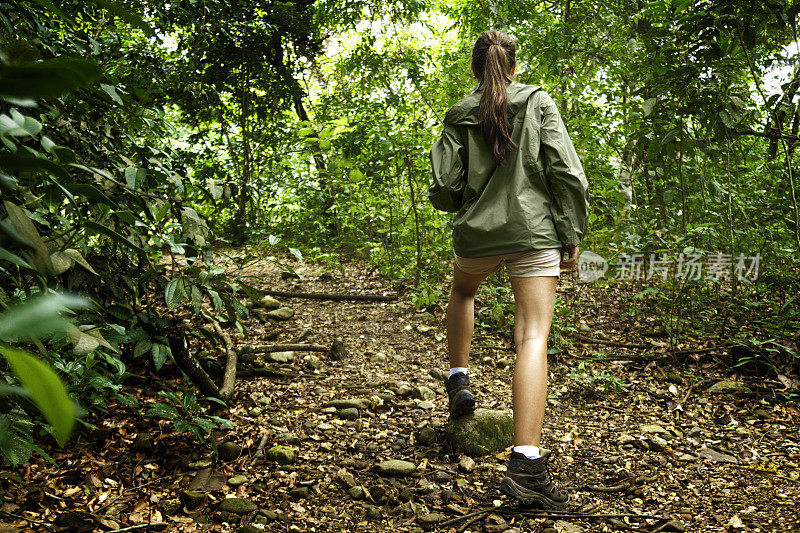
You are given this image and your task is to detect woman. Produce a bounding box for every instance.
[428,30,589,509]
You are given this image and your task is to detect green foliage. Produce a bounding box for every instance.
[145,388,232,452]
[0,294,88,465]
[569,359,627,394]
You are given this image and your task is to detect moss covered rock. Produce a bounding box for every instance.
[444,408,513,457]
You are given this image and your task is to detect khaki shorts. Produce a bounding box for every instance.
[454,248,561,278]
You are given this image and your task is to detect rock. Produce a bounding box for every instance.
[248,407,262,417]
[250,392,270,405]
[266,307,295,320]
[289,486,308,498]
[484,513,508,533]
[554,520,585,533]
[698,447,737,463]
[431,470,451,483]
[188,458,213,469]
[443,409,513,457]
[419,512,446,525]
[260,295,282,309]
[417,427,438,445]
[601,455,620,465]
[348,486,364,500]
[364,505,382,520]
[395,383,413,397]
[677,453,696,462]
[218,441,242,461]
[707,380,752,395]
[158,498,181,514]
[227,475,248,487]
[417,400,435,409]
[340,408,360,420]
[639,424,668,434]
[398,487,412,502]
[325,398,372,410]
[132,433,153,452]
[648,435,669,452]
[375,460,417,476]
[428,368,447,381]
[618,434,636,445]
[303,354,323,370]
[459,456,476,473]
[218,497,258,514]
[269,351,294,363]
[179,490,206,509]
[661,519,686,532]
[266,445,297,464]
[412,386,436,401]
[371,353,388,364]
[328,338,348,361]
[417,311,436,322]
[667,373,683,384]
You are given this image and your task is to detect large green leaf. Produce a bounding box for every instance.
[89,0,155,37]
[0,58,101,100]
[0,346,74,446]
[165,277,185,310]
[0,293,89,343]
[83,221,147,255]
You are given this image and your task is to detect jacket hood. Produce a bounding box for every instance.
[443,82,541,127]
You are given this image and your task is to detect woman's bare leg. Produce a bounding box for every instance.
[446,264,491,369]
[509,275,558,447]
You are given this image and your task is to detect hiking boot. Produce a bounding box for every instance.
[499,449,570,508]
[444,372,475,418]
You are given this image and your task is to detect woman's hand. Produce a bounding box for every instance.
[560,244,579,268]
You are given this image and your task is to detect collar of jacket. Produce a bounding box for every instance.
[443,81,541,127]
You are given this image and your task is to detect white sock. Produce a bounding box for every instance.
[513,445,540,459]
[449,367,468,378]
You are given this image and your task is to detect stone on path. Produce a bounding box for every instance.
[375,460,417,476]
[266,307,295,320]
[412,386,436,401]
[266,445,297,464]
[218,441,241,461]
[707,380,752,394]
[444,408,513,457]
[218,497,258,514]
[227,475,248,487]
[328,338,348,361]
[339,407,359,420]
[250,295,281,309]
[269,351,294,363]
[458,456,476,473]
[179,490,206,509]
[324,398,372,410]
[698,447,737,463]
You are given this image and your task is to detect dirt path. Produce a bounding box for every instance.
[3,253,799,532]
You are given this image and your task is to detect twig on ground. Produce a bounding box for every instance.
[236,343,328,355]
[106,523,168,533]
[262,289,397,302]
[251,433,270,466]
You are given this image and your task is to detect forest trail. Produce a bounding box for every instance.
[7,253,800,533]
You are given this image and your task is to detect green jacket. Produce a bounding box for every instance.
[428,82,589,258]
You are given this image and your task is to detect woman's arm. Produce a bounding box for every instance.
[538,92,590,246]
[428,124,467,213]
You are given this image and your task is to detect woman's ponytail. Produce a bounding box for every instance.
[472,31,517,166]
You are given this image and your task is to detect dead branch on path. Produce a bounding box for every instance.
[214,322,237,400]
[262,289,397,302]
[236,343,328,355]
[168,323,220,399]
